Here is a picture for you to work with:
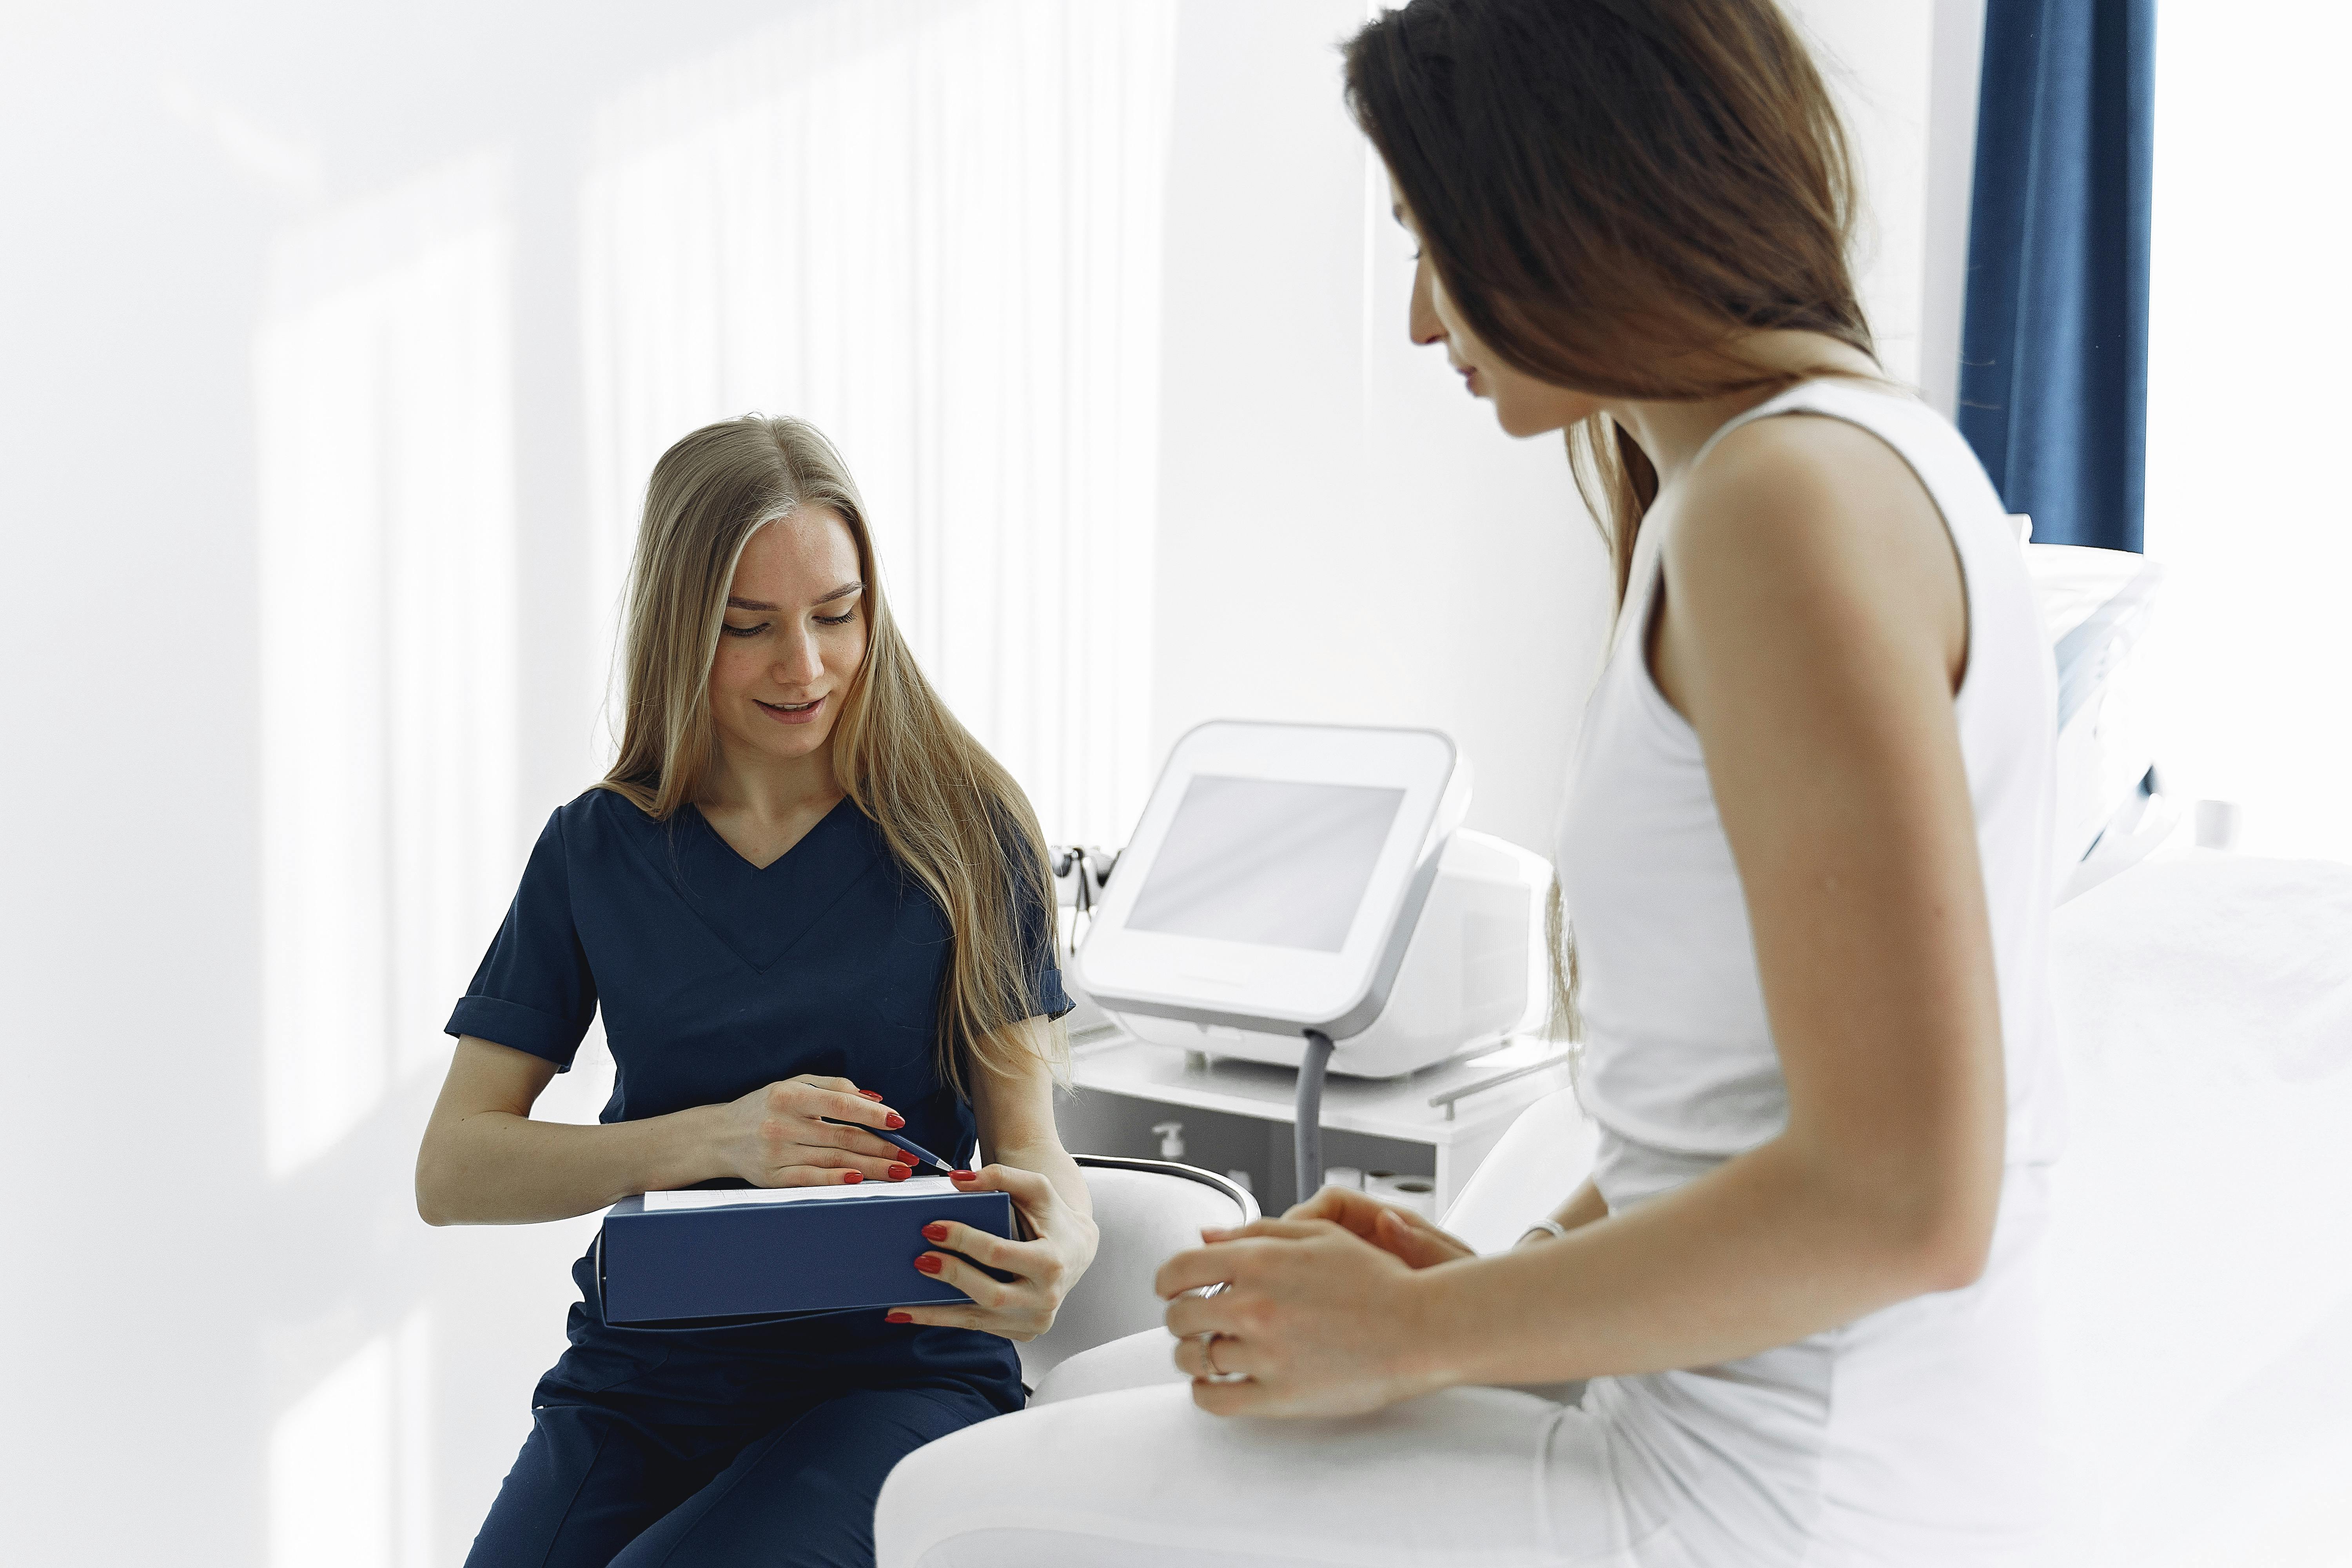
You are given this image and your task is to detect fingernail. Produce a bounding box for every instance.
[842,1172,863,1184]
[888,1163,912,1181]
[915,1254,944,1274]
[922,1222,949,1242]
[949,1169,976,1180]
[885,1310,912,1323]
[859,1091,884,1101]
[884,1112,906,1129]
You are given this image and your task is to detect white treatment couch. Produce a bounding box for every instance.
[1027,853,2352,1566]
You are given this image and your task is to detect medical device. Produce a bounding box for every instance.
[1072,720,1550,1199]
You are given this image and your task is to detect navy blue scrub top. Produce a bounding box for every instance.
[445,787,1067,1411]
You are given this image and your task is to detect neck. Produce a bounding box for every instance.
[698,741,842,824]
[1598,330,1882,488]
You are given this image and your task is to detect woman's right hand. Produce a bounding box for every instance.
[1283,1186,1476,1269]
[710,1074,915,1186]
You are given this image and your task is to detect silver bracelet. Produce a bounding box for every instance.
[1517,1219,1570,1247]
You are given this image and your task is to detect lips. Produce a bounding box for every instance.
[755,697,826,725]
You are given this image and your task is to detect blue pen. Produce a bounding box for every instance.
[823,1118,958,1178]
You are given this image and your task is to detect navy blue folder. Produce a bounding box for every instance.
[597,1182,1016,1328]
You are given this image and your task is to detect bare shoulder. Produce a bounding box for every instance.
[1675,409,1947,578]
[1659,407,1964,691]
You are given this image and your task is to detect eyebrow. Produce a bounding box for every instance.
[726,583,864,613]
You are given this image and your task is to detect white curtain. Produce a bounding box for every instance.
[254,153,521,1177]
[581,0,1178,848]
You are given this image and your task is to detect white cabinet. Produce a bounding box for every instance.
[1056,1025,1579,1216]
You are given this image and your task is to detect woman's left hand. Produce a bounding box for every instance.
[887,1163,1099,1341]
[1156,1217,1455,1417]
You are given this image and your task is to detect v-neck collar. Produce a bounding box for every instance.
[686,794,855,873]
[623,797,889,973]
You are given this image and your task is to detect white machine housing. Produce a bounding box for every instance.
[1111,828,1549,1076]
[1073,720,1551,1078]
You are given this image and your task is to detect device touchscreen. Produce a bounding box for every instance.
[1122,775,1406,953]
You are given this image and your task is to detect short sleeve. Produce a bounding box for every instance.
[1010,830,1074,1024]
[445,810,598,1069]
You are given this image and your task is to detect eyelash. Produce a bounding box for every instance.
[720,609,858,638]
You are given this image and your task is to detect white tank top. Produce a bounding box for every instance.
[1557,379,2065,1172]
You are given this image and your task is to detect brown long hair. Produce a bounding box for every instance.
[1346,0,1879,1039]
[601,415,1061,1094]
[1345,0,1878,605]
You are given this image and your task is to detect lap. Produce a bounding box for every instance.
[470,1382,1002,1568]
[875,1376,1642,1568]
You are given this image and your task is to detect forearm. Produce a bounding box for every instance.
[417,1103,722,1225]
[1410,1135,1970,1387]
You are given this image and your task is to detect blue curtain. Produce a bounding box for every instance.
[1956,0,2156,552]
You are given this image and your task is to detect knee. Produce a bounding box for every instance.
[874,1416,1011,1568]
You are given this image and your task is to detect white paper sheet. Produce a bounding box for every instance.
[642,1176,962,1212]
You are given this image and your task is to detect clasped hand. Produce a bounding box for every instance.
[1156,1187,1478,1417]
[885,1164,1098,1342]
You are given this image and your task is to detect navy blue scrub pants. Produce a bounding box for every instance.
[465,1379,1000,1568]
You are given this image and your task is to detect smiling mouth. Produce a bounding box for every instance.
[755,697,824,720]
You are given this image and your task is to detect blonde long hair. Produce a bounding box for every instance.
[600,414,1062,1094]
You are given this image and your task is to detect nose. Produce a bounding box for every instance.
[773,624,824,688]
[1408,251,1446,348]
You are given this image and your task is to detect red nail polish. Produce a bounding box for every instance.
[949,1169,975,1180]
[859,1090,884,1101]
[885,1310,912,1323]
[915,1254,943,1274]
[842,1171,863,1184]
[922,1222,949,1242]
[884,1112,906,1129]
[888,1163,912,1181]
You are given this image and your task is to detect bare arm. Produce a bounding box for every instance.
[890,1018,1100,1340]
[1162,417,2005,1413]
[416,1035,918,1226]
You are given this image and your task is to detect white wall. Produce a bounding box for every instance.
[1146,0,1957,856]
[1149,0,1606,859]
[2135,0,2352,863]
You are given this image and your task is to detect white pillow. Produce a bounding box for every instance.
[2021,532,2168,878]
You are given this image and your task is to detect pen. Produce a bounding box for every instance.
[822,1118,958,1178]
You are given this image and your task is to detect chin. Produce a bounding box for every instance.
[1494,404,1566,440]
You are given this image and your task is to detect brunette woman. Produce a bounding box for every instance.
[417,416,1095,1567]
[878,2,2065,1563]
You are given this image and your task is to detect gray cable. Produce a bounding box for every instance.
[1294,1029,1335,1207]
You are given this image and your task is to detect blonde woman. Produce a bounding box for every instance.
[415,416,1095,1568]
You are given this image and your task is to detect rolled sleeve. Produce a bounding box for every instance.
[445,809,598,1069]
[1008,827,1075,1024]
